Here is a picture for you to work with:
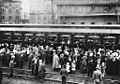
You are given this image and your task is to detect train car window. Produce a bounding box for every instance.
[60,35,71,44]
[36,34,45,43]
[24,33,34,42]
[13,33,22,41]
[4,32,11,35]
[87,35,101,45]
[103,36,116,49]
[3,32,11,41]
[47,34,57,44]
[104,36,116,45]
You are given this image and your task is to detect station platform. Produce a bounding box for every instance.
[2,63,120,84]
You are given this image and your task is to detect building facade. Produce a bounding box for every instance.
[53,0,120,24]
[1,0,21,24]
[29,0,52,24]
[0,0,2,23]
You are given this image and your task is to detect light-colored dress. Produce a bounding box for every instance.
[52,54,59,69]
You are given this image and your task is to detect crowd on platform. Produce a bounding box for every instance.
[0,43,120,80]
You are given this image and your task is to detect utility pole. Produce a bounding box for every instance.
[51,0,54,24]
[63,0,66,24]
[116,1,120,24]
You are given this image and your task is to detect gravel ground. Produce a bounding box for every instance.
[2,77,62,84]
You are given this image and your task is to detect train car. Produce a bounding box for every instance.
[0,24,120,49]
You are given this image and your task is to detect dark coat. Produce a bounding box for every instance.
[60,68,68,77]
[38,64,46,79]
[0,67,2,80]
[87,61,95,71]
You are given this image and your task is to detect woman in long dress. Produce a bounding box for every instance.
[52,52,59,71]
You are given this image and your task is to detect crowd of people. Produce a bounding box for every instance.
[0,42,120,81]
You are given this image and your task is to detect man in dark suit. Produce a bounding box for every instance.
[9,58,15,78]
[87,58,95,78]
[0,65,3,84]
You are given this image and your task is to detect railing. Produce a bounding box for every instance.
[59,12,117,17]
[54,0,119,5]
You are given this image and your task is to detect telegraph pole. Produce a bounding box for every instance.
[116,1,120,24]
[51,0,54,24]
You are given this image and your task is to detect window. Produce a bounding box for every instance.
[1,16,5,20]
[9,9,12,13]
[2,3,4,7]
[63,22,66,24]
[2,8,4,12]
[16,4,17,7]
[71,22,75,24]
[91,22,95,24]
[107,22,112,25]
[16,9,19,14]
[16,16,19,20]
[9,3,11,7]
[9,16,12,20]
[81,22,85,24]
